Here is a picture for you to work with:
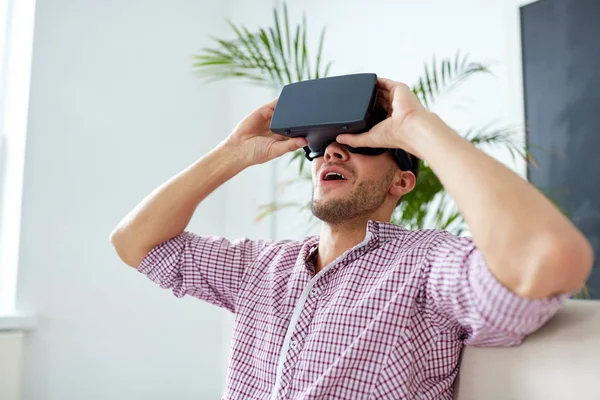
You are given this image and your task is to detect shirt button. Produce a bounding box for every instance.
[290,340,298,349]
[310,288,320,297]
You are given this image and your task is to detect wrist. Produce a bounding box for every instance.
[215,140,253,172]
[215,139,253,172]
[402,110,458,161]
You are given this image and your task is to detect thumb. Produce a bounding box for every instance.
[270,137,307,158]
[336,130,377,148]
[337,120,391,149]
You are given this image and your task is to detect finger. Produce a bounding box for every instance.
[264,96,279,111]
[377,77,397,91]
[378,88,391,101]
[336,132,378,148]
[377,97,392,114]
[258,104,276,123]
[271,137,306,157]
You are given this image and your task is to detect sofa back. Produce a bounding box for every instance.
[454,299,600,400]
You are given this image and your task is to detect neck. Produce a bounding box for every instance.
[314,217,371,274]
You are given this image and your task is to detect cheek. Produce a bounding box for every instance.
[354,157,386,178]
[357,160,395,185]
[311,159,323,180]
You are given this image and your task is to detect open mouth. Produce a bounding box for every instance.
[322,172,347,181]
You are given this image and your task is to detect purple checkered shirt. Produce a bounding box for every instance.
[139,220,565,399]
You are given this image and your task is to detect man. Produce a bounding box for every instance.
[110,78,593,399]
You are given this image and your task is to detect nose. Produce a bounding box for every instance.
[324,141,349,163]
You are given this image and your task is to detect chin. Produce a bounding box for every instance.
[315,182,350,194]
[314,191,345,203]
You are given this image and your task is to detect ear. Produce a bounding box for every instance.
[389,170,416,198]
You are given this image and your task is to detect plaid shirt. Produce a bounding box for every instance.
[139,220,565,399]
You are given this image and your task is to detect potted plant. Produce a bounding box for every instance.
[191,2,591,299]
[192,2,531,238]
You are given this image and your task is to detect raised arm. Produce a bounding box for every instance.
[337,78,593,300]
[110,98,307,268]
[404,111,593,298]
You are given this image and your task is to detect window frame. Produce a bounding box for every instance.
[0,0,36,315]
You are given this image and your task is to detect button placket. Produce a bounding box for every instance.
[273,236,371,400]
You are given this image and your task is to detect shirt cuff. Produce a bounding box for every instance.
[469,250,571,337]
[137,232,191,286]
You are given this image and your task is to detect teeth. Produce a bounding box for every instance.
[324,172,346,180]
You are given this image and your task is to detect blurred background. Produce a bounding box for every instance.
[0,0,598,398]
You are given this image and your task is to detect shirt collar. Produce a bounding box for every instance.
[365,219,408,245]
[305,219,408,261]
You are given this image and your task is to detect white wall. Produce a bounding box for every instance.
[15,0,234,398]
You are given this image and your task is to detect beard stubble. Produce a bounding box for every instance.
[311,167,395,224]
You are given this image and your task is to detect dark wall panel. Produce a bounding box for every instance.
[521,0,600,297]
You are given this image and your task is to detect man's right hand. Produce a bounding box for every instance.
[110,97,307,268]
[224,98,308,167]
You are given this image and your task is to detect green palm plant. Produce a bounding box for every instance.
[192,2,531,237]
[193,3,330,88]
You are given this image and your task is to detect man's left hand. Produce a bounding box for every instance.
[335,78,428,157]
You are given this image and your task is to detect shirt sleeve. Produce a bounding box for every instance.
[423,232,571,347]
[137,231,271,313]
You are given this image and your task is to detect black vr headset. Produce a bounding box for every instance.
[270,73,416,174]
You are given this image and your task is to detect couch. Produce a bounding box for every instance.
[454,299,600,400]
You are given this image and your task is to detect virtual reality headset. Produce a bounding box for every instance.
[270,73,416,174]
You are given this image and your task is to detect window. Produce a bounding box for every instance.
[0,0,35,314]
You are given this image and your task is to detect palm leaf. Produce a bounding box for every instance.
[315,27,327,79]
[391,123,530,235]
[412,51,492,108]
[258,28,284,86]
[464,123,539,167]
[193,2,331,89]
[270,19,292,84]
[226,22,263,69]
[284,3,291,60]
[289,148,309,174]
[293,24,301,81]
